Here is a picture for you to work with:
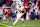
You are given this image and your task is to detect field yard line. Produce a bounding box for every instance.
[23,25,25,27]
[0,23,8,26]
[0,23,5,25]
[0,23,12,27]
[8,26,13,27]
[0,23,2,24]
[2,22,8,23]
[20,25,40,26]
[2,21,9,23]
[38,25,40,26]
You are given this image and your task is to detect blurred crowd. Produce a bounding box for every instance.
[0,0,40,20]
[21,0,40,20]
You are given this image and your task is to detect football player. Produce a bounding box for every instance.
[12,2,25,26]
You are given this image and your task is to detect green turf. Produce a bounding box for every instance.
[0,20,40,27]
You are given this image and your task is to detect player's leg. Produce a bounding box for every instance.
[21,18,24,23]
[12,17,19,26]
[12,13,20,26]
[21,15,24,23]
[6,15,8,21]
[12,13,24,26]
[9,16,11,21]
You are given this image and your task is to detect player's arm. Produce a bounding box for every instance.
[15,8,17,13]
[22,9,26,14]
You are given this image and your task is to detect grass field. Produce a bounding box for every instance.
[0,20,40,27]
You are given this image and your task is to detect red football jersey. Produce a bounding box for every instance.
[21,0,30,3]
[38,1,40,10]
[23,4,30,11]
[7,0,12,3]
[7,9,13,16]
[3,8,9,15]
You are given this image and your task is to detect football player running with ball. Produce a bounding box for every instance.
[12,2,26,26]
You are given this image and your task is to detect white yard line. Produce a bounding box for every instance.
[2,22,8,23]
[0,22,40,27]
[0,23,12,27]
[0,23,1,24]
[8,26,13,27]
[20,25,40,26]
[2,21,8,23]
[38,25,40,26]
[0,23,6,25]
[23,25,25,27]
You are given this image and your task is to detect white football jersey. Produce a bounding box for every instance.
[34,6,38,15]
[16,5,24,11]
